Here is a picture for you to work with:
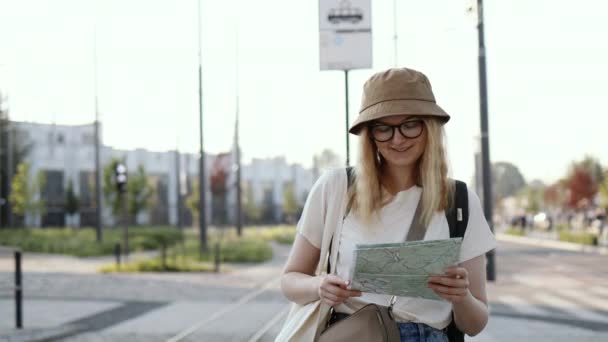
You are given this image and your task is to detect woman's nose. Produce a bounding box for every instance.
[391,129,406,144]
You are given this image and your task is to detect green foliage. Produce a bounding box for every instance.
[101,228,275,273]
[186,180,200,222]
[65,179,80,216]
[599,168,608,209]
[282,182,298,222]
[517,181,545,213]
[558,231,598,246]
[127,165,154,219]
[243,182,261,223]
[244,225,296,245]
[577,155,604,185]
[9,162,46,217]
[0,227,182,257]
[492,162,526,203]
[505,226,526,236]
[99,256,215,273]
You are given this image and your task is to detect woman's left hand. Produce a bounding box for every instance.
[427,267,472,304]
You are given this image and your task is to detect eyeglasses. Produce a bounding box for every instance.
[368,119,424,142]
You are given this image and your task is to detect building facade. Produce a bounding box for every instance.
[3,121,316,228]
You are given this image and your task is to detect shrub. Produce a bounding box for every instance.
[505,227,526,236]
[558,231,598,246]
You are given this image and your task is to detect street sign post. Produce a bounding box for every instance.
[319,0,372,166]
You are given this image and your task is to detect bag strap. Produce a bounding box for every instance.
[445,180,469,239]
[444,180,468,342]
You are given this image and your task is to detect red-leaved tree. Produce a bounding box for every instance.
[567,168,598,209]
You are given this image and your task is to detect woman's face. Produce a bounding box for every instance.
[369,115,427,168]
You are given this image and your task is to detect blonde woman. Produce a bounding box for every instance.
[280,68,496,341]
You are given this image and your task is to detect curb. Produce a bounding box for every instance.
[496,233,608,255]
[0,324,82,342]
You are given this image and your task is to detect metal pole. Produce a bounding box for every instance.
[175,150,182,232]
[114,243,121,269]
[197,0,208,254]
[393,0,398,67]
[15,250,22,329]
[344,70,350,167]
[93,7,103,242]
[477,0,496,281]
[235,16,243,237]
[122,192,129,260]
[235,117,242,236]
[6,116,13,227]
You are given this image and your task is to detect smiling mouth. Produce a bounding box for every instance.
[391,146,412,152]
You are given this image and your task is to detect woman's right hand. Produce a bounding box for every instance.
[317,275,363,306]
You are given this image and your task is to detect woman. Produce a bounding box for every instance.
[280,68,496,341]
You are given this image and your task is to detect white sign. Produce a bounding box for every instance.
[319,0,372,70]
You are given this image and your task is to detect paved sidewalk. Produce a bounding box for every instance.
[0,243,291,342]
[496,232,608,255]
[2,236,608,341]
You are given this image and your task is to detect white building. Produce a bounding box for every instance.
[7,121,316,227]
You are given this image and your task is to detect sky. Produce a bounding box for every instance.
[0,0,606,185]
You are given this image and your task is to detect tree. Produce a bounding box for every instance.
[243,181,261,223]
[186,180,200,225]
[9,162,46,225]
[127,165,154,223]
[282,181,298,223]
[492,162,526,203]
[65,179,80,227]
[103,158,125,220]
[210,154,229,226]
[1,91,34,226]
[566,168,598,209]
[518,180,545,213]
[599,168,608,209]
[544,182,566,210]
[578,155,604,186]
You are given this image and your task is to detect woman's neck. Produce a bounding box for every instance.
[382,164,417,195]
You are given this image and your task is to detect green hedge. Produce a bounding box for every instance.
[243,225,296,245]
[505,227,526,236]
[558,231,598,246]
[0,227,182,257]
[100,234,273,273]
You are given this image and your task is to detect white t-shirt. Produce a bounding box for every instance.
[297,169,497,330]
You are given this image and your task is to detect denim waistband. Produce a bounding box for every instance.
[329,312,448,342]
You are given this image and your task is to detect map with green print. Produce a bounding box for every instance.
[348,238,462,301]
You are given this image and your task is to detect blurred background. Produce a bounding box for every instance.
[0,0,607,341]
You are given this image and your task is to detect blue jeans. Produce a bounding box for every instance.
[331,313,448,342]
[397,322,448,342]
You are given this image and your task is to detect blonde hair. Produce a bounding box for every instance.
[348,118,453,228]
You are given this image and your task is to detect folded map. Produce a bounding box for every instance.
[348,238,462,301]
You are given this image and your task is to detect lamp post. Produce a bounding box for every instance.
[196,0,208,254]
[475,0,496,281]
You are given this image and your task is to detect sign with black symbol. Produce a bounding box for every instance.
[319,0,372,70]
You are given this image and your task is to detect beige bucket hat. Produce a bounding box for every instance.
[349,68,450,135]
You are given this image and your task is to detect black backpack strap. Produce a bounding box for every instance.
[346,166,355,189]
[445,179,468,342]
[446,180,469,239]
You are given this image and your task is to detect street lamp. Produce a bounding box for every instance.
[475,0,496,281]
